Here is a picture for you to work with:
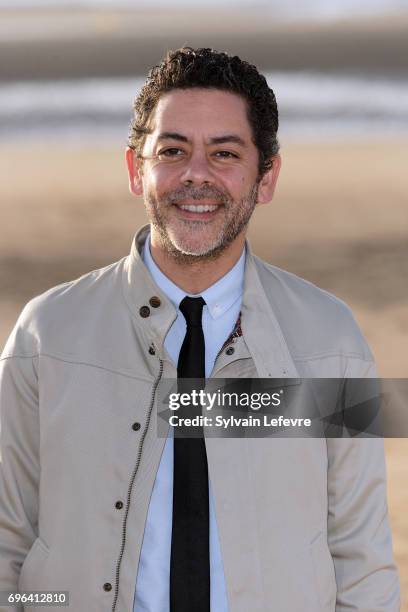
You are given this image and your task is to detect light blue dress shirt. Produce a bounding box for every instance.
[133,234,245,612]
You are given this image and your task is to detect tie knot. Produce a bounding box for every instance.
[179,296,206,327]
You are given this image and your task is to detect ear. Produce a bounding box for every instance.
[126,147,144,197]
[256,154,282,205]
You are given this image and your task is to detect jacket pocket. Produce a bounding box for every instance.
[18,536,50,592]
[309,531,337,611]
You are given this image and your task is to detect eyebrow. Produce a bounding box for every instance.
[209,135,246,147]
[156,132,247,147]
[157,132,189,143]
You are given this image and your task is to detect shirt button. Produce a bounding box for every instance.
[226,346,235,356]
[149,296,161,308]
[103,583,112,592]
[115,500,123,510]
[139,305,150,318]
[132,422,141,431]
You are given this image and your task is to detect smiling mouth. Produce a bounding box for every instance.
[176,203,219,213]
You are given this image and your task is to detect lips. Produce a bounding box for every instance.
[173,202,222,219]
[178,204,218,213]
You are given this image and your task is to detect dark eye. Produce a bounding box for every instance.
[158,148,184,158]
[214,151,238,159]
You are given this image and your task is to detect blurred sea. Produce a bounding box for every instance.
[1,72,408,144]
[1,0,408,143]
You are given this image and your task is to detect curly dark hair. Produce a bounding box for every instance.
[128,47,279,177]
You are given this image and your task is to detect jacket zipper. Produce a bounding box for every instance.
[209,314,243,376]
[111,358,164,611]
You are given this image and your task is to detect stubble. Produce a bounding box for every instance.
[144,182,259,264]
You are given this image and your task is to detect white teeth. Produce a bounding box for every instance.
[178,204,218,213]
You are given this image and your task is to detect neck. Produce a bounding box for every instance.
[149,232,246,294]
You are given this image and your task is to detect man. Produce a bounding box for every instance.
[0,47,400,611]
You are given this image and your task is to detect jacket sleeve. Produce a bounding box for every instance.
[0,326,40,607]
[327,357,400,611]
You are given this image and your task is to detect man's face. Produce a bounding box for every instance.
[127,88,280,260]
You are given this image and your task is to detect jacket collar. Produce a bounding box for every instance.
[122,224,299,378]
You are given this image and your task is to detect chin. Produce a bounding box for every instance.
[167,236,225,260]
[167,227,224,257]
[172,241,216,257]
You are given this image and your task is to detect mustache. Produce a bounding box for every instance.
[163,185,230,205]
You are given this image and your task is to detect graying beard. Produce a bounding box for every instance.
[148,182,259,263]
[154,224,236,265]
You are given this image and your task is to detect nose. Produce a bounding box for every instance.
[179,150,214,186]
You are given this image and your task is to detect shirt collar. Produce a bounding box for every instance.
[143,232,245,320]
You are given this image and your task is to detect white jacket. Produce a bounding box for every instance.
[0,224,400,611]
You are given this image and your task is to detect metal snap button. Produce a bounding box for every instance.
[115,500,123,510]
[149,296,161,308]
[132,422,141,431]
[226,346,235,356]
[148,345,156,355]
[139,305,150,318]
[103,583,112,592]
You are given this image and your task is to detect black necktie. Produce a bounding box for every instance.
[170,296,210,612]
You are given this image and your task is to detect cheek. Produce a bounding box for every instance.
[146,165,179,195]
[220,172,251,199]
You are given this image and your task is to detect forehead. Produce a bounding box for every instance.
[148,88,253,140]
